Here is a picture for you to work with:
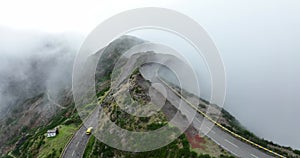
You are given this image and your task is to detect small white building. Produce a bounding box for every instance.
[47,127,59,138]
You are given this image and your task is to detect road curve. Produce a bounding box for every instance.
[61,106,100,158]
[62,77,275,158]
[153,77,275,158]
[61,125,89,158]
[62,67,278,158]
[140,63,277,158]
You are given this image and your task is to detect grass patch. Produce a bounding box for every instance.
[83,135,96,158]
[38,124,78,158]
[191,137,233,158]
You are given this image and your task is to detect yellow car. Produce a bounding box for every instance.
[86,127,93,135]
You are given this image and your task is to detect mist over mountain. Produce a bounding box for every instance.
[0,27,299,154]
[0,27,82,118]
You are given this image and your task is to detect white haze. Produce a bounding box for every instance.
[0,27,83,117]
[0,0,299,150]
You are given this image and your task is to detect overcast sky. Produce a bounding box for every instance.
[0,0,299,149]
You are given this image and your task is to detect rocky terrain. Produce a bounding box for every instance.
[1,35,299,158]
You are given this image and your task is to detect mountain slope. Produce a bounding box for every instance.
[1,36,300,158]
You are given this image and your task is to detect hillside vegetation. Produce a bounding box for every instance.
[1,36,299,158]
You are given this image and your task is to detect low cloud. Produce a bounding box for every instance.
[0,27,83,117]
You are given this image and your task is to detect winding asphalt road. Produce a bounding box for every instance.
[141,62,278,158]
[62,69,277,158]
[61,106,100,158]
[154,78,274,158]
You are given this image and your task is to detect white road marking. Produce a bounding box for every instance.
[225,139,239,148]
[72,151,75,157]
[205,126,216,134]
[221,145,239,157]
[209,137,239,157]
[195,118,216,134]
[209,137,219,145]
[76,142,79,148]
[251,154,259,158]
[209,130,216,134]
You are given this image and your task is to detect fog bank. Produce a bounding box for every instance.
[0,27,82,117]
